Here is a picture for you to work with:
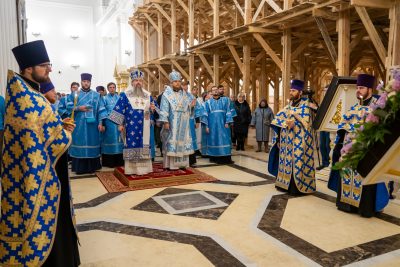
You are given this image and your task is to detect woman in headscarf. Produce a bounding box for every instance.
[250,99,274,152]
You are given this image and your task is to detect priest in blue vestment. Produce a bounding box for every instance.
[101,82,124,167]
[268,79,316,195]
[328,74,389,217]
[109,70,156,175]
[58,82,79,119]
[68,73,107,174]
[202,85,234,164]
[159,71,195,169]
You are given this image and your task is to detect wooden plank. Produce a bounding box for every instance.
[266,0,282,13]
[243,42,252,95]
[214,0,219,37]
[314,17,338,66]
[207,0,214,7]
[355,6,387,64]
[253,33,283,70]
[337,3,350,76]
[282,29,291,104]
[245,0,252,24]
[171,0,177,53]
[248,26,280,33]
[199,54,214,78]
[253,0,267,22]
[158,12,163,57]
[227,44,244,73]
[312,8,338,21]
[171,59,190,80]
[387,1,400,75]
[349,31,365,51]
[156,64,169,78]
[213,54,220,84]
[154,3,171,23]
[233,0,245,18]
[144,13,160,32]
[351,0,392,9]
[291,38,310,59]
[176,0,189,14]
[189,55,195,87]
[189,0,194,46]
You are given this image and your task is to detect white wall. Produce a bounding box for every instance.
[0,0,21,96]
[26,0,96,93]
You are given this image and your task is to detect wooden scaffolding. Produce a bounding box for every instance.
[129,0,400,112]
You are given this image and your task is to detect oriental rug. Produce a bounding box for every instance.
[96,162,217,192]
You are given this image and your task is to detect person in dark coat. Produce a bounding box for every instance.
[250,99,274,152]
[233,93,252,151]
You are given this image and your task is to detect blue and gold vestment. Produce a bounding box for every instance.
[269,98,316,193]
[1,71,72,266]
[329,96,389,211]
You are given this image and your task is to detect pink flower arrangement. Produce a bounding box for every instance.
[365,113,379,123]
[376,92,388,109]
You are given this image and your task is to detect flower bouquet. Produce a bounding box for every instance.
[333,68,400,174]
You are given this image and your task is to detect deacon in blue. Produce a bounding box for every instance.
[68,73,107,174]
[1,40,80,267]
[268,79,316,195]
[58,82,79,119]
[202,85,234,164]
[182,82,204,167]
[0,94,5,173]
[101,82,124,167]
[159,71,195,169]
[109,70,156,174]
[328,74,389,217]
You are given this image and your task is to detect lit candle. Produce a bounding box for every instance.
[71,91,78,121]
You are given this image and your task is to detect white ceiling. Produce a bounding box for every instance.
[27,0,99,7]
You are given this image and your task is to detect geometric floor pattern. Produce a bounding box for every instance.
[71,152,400,267]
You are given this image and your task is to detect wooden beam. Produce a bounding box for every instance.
[312,8,338,21]
[214,0,219,37]
[291,39,310,59]
[355,6,387,65]
[198,54,214,78]
[337,2,350,76]
[154,3,171,23]
[189,0,194,46]
[243,41,252,95]
[349,31,365,51]
[158,12,163,57]
[207,0,214,7]
[314,17,338,66]
[233,0,245,18]
[213,54,220,84]
[351,0,392,9]
[145,69,159,82]
[189,55,195,87]
[171,59,190,80]
[156,64,169,78]
[266,0,283,13]
[171,0,177,53]
[282,29,291,103]
[176,0,189,14]
[245,0,252,24]
[143,13,160,32]
[253,33,283,70]
[253,0,267,22]
[227,44,244,73]
[387,1,400,75]
[260,57,267,100]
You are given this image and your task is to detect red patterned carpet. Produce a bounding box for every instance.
[96,162,217,192]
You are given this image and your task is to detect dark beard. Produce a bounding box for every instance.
[32,71,49,83]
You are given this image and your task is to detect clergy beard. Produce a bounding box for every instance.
[133,84,145,97]
[172,85,181,92]
[32,71,49,83]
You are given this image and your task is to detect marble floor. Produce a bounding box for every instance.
[71,150,400,267]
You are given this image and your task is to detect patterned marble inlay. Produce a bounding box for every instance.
[133,188,238,220]
[153,191,228,214]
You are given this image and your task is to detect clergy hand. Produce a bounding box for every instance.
[206,128,210,134]
[191,99,196,107]
[195,123,200,129]
[62,118,76,133]
[164,122,170,130]
[224,124,229,128]
[79,105,90,112]
[118,125,124,132]
[150,103,156,111]
[98,125,105,132]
